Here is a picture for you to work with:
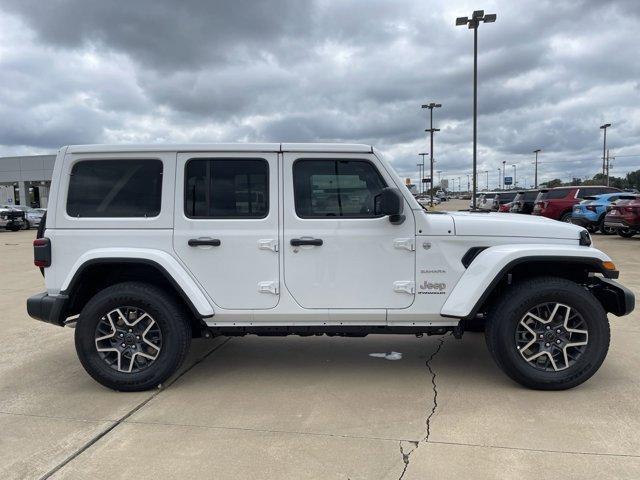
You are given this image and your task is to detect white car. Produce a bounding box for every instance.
[28,143,634,391]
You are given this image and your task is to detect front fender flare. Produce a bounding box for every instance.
[61,248,215,318]
[440,244,613,319]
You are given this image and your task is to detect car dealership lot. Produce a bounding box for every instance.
[1,202,639,480]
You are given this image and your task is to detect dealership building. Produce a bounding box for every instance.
[0,154,55,208]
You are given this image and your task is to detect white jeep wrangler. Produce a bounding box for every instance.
[27,143,634,391]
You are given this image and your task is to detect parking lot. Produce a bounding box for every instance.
[1,200,639,480]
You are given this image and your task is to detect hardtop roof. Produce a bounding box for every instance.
[66,143,374,154]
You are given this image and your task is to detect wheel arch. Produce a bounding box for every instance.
[441,246,618,320]
[61,254,214,323]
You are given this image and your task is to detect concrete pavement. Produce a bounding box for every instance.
[1,203,639,479]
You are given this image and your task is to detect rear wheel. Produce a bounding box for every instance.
[559,212,572,223]
[75,282,191,391]
[598,216,613,235]
[485,276,609,390]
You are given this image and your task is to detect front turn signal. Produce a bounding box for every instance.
[602,261,617,271]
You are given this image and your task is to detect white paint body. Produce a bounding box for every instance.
[44,143,610,327]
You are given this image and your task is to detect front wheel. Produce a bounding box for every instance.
[617,229,636,238]
[559,212,572,223]
[75,282,192,391]
[485,276,610,390]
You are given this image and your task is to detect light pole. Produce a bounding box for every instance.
[418,153,428,194]
[456,10,496,208]
[600,123,611,179]
[497,167,501,190]
[512,164,517,189]
[533,149,541,188]
[466,174,471,193]
[484,170,489,190]
[422,103,442,207]
[502,160,506,189]
[437,170,443,188]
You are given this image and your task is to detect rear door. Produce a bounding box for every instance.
[282,153,415,309]
[173,152,279,309]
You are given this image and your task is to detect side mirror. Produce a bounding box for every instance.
[374,187,405,225]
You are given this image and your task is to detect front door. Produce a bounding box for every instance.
[173,152,279,310]
[282,153,415,309]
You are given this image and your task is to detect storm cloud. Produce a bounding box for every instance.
[1,0,639,186]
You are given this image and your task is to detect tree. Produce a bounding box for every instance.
[541,178,563,188]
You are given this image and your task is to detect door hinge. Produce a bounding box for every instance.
[258,239,279,252]
[393,281,415,294]
[393,238,415,251]
[258,281,279,295]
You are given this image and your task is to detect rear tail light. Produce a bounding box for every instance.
[33,237,51,268]
[586,205,597,212]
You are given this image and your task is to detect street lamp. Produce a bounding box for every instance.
[497,167,501,190]
[502,160,506,189]
[422,102,442,207]
[533,149,541,188]
[511,164,517,189]
[600,123,611,179]
[418,153,428,194]
[456,10,496,208]
[437,170,443,188]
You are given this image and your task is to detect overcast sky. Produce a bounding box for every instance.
[1,0,639,188]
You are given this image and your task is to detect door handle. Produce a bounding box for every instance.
[290,238,323,247]
[188,238,221,247]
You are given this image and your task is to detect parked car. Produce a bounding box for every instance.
[477,192,497,210]
[604,197,640,238]
[491,191,518,211]
[2,205,46,229]
[27,143,634,392]
[0,207,25,231]
[510,190,540,215]
[498,202,512,212]
[570,194,638,234]
[532,186,621,222]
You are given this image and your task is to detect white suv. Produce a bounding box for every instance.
[27,143,634,391]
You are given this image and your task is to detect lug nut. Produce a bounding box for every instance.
[119,333,124,337]
[136,336,140,340]
[121,343,126,348]
[132,345,136,349]
[545,343,550,347]
[556,329,561,334]
[556,340,561,344]
[128,329,132,333]
[546,326,551,330]
[539,334,544,338]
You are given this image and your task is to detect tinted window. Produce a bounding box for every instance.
[496,192,517,203]
[541,188,573,200]
[185,159,268,218]
[293,159,386,218]
[67,160,162,217]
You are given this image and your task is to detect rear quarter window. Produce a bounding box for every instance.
[541,188,573,200]
[66,159,163,218]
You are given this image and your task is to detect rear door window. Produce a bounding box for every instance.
[67,159,163,217]
[541,188,572,200]
[185,159,269,218]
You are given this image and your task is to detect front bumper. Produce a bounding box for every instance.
[590,278,635,317]
[27,292,68,326]
[570,216,597,228]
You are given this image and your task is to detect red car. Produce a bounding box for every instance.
[532,185,620,222]
[605,198,640,238]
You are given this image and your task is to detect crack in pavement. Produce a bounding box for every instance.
[38,338,231,480]
[398,334,449,480]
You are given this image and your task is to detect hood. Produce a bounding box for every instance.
[448,211,584,239]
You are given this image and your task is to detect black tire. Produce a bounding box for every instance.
[7,224,20,232]
[23,220,31,230]
[485,276,610,390]
[75,282,191,391]
[559,212,572,223]
[617,229,636,238]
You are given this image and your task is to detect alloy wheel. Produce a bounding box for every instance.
[515,302,588,372]
[95,307,162,373]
